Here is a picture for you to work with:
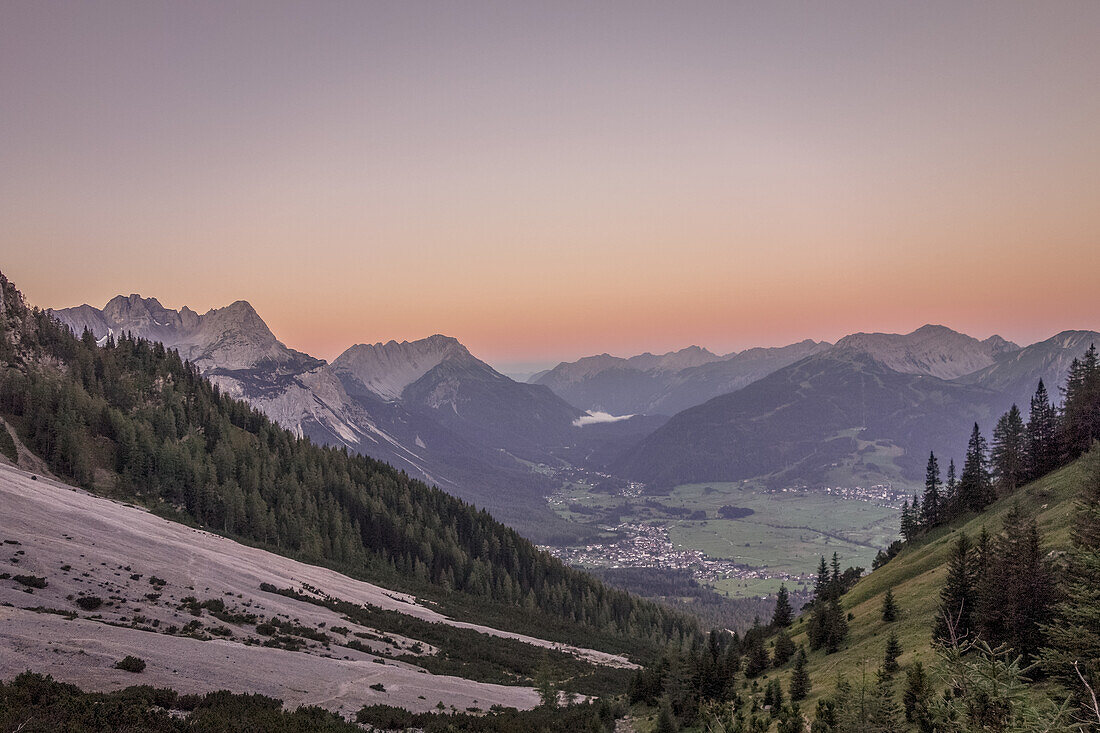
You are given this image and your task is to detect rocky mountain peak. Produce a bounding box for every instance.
[331,334,476,400]
[833,324,1014,380]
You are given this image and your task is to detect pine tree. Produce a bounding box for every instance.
[922,451,941,527]
[744,635,770,678]
[976,506,1054,662]
[773,629,795,666]
[763,678,785,716]
[990,404,1026,495]
[882,631,902,675]
[1042,450,1100,714]
[959,423,992,512]
[825,597,848,654]
[812,556,830,606]
[933,533,977,644]
[789,647,811,701]
[1062,345,1100,459]
[867,667,902,732]
[911,494,922,533]
[899,499,913,542]
[535,657,559,708]
[902,661,933,732]
[829,552,841,598]
[943,458,958,518]
[881,587,898,622]
[655,696,679,733]
[1026,379,1060,480]
[772,584,793,628]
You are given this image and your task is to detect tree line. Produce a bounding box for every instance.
[0,270,699,658]
[901,345,1099,541]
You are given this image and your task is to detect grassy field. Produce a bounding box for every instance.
[757,455,1088,708]
[550,478,901,598]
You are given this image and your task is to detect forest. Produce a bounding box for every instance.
[0,270,699,660]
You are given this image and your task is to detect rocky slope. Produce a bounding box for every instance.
[832,324,1018,380]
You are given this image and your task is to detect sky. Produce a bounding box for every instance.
[2,2,1099,374]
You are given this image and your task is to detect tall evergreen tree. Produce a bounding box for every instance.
[789,647,811,701]
[1062,345,1100,459]
[976,507,1054,662]
[882,631,902,676]
[959,423,992,512]
[772,584,793,628]
[881,588,898,622]
[933,533,977,644]
[943,458,958,518]
[773,629,795,667]
[899,499,914,542]
[867,667,903,733]
[744,631,770,678]
[902,661,933,732]
[1026,379,1060,480]
[812,556,830,606]
[922,451,941,527]
[990,404,1026,495]
[1043,450,1100,709]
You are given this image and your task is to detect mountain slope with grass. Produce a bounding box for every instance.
[776,454,1087,708]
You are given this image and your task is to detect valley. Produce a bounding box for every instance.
[540,469,904,599]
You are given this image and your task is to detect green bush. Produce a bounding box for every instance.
[13,574,47,588]
[115,656,147,673]
[75,595,103,610]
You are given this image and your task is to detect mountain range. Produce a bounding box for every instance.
[611,326,1099,489]
[52,296,1099,525]
[51,296,583,540]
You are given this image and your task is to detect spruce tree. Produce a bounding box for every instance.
[976,506,1054,662]
[990,404,1026,495]
[772,584,793,628]
[868,667,902,733]
[881,587,898,622]
[943,458,958,519]
[1042,450,1100,712]
[789,647,811,701]
[763,678,785,715]
[882,631,902,675]
[655,697,679,733]
[825,597,848,654]
[959,423,992,512]
[922,451,941,527]
[773,629,795,667]
[902,661,933,732]
[1062,345,1100,459]
[900,499,913,542]
[812,556,830,606]
[1026,379,1060,480]
[933,533,977,644]
[744,635,770,678]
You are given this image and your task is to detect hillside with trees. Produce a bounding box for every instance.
[625,342,1100,731]
[0,270,699,659]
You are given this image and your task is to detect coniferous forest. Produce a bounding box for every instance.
[0,271,699,660]
[4,260,1100,732]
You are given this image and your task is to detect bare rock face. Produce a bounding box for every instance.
[833,324,1019,380]
[50,296,352,442]
[331,335,473,401]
